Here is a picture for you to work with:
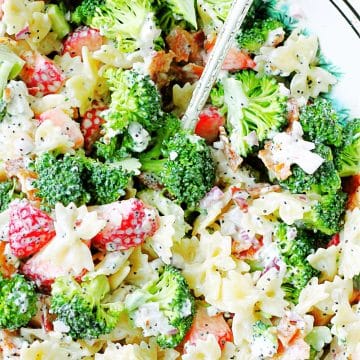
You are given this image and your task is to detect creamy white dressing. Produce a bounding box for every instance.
[269,121,324,174]
[127,122,151,153]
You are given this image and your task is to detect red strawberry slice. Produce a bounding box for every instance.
[8,199,56,258]
[80,104,107,151]
[62,26,103,58]
[195,106,225,143]
[183,307,233,351]
[92,199,160,251]
[20,51,65,97]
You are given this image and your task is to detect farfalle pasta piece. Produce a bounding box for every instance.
[182,230,236,303]
[330,290,360,357]
[338,208,360,279]
[55,48,102,114]
[19,329,92,360]
[125,247,159,287]
[0,81,36,161]
[182,335,222,360]
[307,245,339,281]
[145,215,176,265]
[255,29,336,102]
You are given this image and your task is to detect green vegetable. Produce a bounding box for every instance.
[0,46,25,97]
[0,179,17,212]
[125,265,195,348]
[33,152,90,210]
[299,98,343,147]
[47,4,71,39]
[275,223,320,304]
[220,70,287,157]
[334,118,360,177]
[197,0,232,33]
[50,275,123,339]
[279,144,341,195]
[153,0,197,33]
[237,18,284,54]
[302,191,347,235]
[84,159,132,205]
[72,0,159,53]
[103,68,163,138]
[140,130,216,209]
[34,151,133,208]
[0,274,37,330]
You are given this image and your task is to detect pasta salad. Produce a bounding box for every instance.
[0,0,359,359]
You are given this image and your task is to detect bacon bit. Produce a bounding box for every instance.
[258,141,292,181]
[343,175,360,210]
[204,34,256,71]
[219,126,243,171]
[287,98,300,123]
[309,308,333,326]
[171,63,204,84]
[1,330,18,354]
[0,242,16,278]
[246,183,281,199]
[232,236,263,259]
[166,28,203,63]
[149,50,175,88]
[277,312,307,348]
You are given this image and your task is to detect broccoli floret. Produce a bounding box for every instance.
[94,135,131,162]
[50,275,122,340]
[125,265,195,348]
[279,144,341,195]
[210,81,225,110]
[140,130,215,209]
[197,0,232,33]
[84,159,132,205]
[334,118,360,177]
[72,0,160,53]
[103,68,163,139]
[71,0,104,25]
[237,18,284,54]
[250,321,278,358]
[222,70,287,157]
[0,274,37,330]
[140,113,181,162]
[299,98,343,147]
[33,152,90,210]
[302,191,347,236]
[275,223,320,303]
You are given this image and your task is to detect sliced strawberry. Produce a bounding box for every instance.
[62,26,103,58]
[8,199,56,258]
[92,199,160,252]
[195,106,225,143]
[20,51,65,97]
[80,104,107,151]
[327,233,340,248]
[183,307,233,351]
